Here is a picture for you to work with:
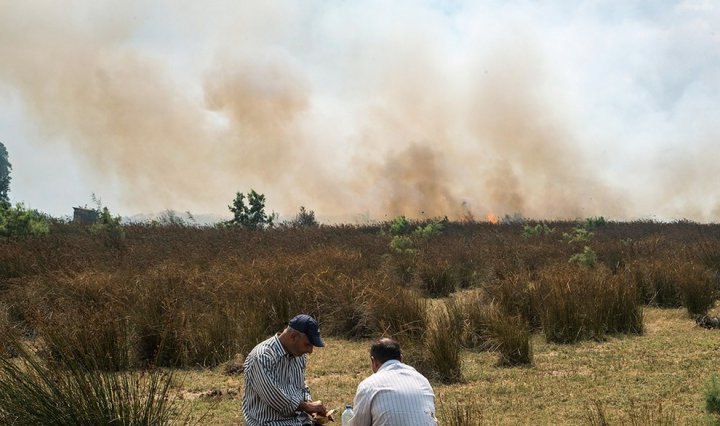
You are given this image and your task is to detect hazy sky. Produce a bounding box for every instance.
[1,0,719,222]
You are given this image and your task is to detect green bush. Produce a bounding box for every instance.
[522,223,555,239]
[569,246,598,268]
[0,203,49,239]
[293,206,318,227]
[583,216,607,231]
[90,207,125,249]
[226,189,276,229]
[387,215,412,236]
[563,227,594,244]
[389,235,415,254]
[413,220,444,239]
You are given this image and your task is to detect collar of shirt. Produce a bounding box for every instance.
[377,359,402,372]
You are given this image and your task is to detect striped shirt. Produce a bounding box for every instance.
[348,360,437,426]
[242,334,313,426]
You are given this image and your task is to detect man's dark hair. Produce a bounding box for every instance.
[370,337,402,364]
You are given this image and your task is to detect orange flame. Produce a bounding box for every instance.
[486,213,498,224]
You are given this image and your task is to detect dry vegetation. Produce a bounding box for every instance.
[0,219,719,424]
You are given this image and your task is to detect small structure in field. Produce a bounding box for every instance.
[73,207,99,224]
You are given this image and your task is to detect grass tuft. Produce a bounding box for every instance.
[0,330,186,426]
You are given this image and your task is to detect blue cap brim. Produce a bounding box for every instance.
[309,333,325,347]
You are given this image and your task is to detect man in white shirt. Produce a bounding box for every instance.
[349,337,437,426]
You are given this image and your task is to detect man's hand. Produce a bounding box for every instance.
[299,400,326,415]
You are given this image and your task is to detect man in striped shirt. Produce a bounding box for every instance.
[243,314,328,426]
[349,337,437,426]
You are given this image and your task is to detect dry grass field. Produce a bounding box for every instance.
[175,307,719,425]
[0,218,719,424]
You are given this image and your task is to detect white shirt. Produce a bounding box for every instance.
[349,360,437,426]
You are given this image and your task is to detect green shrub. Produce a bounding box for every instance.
[569,246,598,268]
[387,215,412,236]
[522,223,555,239]
[0,203,49,239]
[389,235,415,254]
[226,189,276,229]
[563,227,594,244]
[583,216,607,231]
[90,207,125,249]
[293,206,318,227]
[413,220,444,239]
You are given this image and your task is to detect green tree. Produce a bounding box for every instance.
[227,189,275,229]
[293,206,318,227]
[0,143,11,209]
[0,203,49,239]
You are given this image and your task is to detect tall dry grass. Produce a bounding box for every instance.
[0,328,185,426]
[0,219,716,380]
[535,265,643,344]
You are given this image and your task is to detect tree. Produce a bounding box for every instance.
[293,206,318,227]
[0,142,11,209]
[227,189,276,229]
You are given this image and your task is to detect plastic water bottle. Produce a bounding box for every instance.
[341,404,353,426]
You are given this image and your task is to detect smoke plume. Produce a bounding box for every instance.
[1,1,718,222]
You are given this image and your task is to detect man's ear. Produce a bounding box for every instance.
[399,354,403,363]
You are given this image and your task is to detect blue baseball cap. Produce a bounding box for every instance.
[288,314,325,347]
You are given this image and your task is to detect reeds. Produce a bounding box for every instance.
[0,329,184,426]
[536,265,643,344]
[438,397,484,426]
[0,219,717,375]
[585,399,679,426]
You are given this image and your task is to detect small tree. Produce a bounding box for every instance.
[0,143,11,209]
[227,189,275,229]
[293,206,318,227]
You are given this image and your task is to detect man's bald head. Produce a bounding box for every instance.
[370,337,402,365]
